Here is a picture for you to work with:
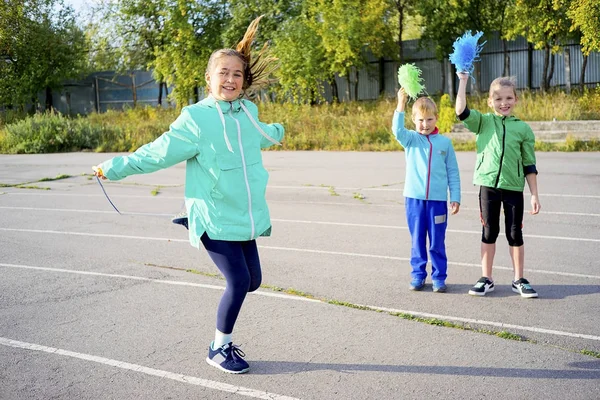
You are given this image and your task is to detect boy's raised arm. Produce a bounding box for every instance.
[455,72,469,115]
[396,88,408,113]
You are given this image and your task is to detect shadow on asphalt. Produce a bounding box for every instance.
[250,361,600,378]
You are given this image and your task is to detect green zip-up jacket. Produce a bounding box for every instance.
[458,107,537,191]
[99,96,284,247]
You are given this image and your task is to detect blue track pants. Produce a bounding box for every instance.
[405,198,448,282]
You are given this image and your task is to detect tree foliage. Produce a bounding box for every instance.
[0,0,87,110]
[565,0,600,55]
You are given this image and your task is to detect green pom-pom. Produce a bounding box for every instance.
[397,64,425,99]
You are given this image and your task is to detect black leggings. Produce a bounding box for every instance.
[200,233,262,334]
[479,186,524,247]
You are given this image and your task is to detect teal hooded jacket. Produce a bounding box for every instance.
[99,96,285,247]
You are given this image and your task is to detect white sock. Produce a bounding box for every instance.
[213,329,232,349]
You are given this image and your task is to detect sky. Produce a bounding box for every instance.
[64,0,93,15]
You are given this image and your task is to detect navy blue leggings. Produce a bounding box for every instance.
[200,233,262,334]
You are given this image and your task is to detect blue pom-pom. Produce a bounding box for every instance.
[449,31,486,75]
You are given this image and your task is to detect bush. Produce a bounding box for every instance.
[437,94,455,133]
[0,112,104,154]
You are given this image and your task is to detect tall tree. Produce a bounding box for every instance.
[272,15,330,103]
[305,0,396,101]
[0,0,87,110]
[505,0,571,91]
[390,0,414,63]
[151,0,230,108]
[564,0,600,91]
[222,0,302,48]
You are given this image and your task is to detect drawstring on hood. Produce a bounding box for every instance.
[213,97,281,153]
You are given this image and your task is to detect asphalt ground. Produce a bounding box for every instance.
[1,151,599,399]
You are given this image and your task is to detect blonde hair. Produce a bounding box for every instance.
[488,76,517,98]
[206,15,278,93]
[411,97,438,118]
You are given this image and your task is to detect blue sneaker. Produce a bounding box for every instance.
[206,342,250,374]
[171,211,188,230]
[409,279,426,291]
[432,281,447,293]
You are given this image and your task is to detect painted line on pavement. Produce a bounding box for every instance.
[1,228,599,280]
[4,197,600,218]
[0,263,319,303]
[6,188,600,199]
[1,207,599,242]
[362,305,600,342]
[0,337,300,400]
[2,262,599,343]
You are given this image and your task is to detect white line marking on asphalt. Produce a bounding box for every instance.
[0,206,172,217]
[1,228,600,280]
[0,337,301,400]
[6,188,600,199]
[2,262,599,343]
[4,197,600,217]
[1,208,599,242]
[267,187,600,199]
[0,263,321,303]
[361,306,600,342]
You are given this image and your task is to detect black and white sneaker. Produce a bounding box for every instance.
[468,277,494,296]
[512,278,538,298]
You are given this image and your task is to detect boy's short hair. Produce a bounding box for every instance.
[489,76,517,97]
[411,97,438,118]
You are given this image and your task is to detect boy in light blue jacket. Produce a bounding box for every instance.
[392,89,461,292]
[93,17,282,374]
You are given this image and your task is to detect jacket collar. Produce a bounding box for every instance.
[419,127,439,136]
[202,95,242,112]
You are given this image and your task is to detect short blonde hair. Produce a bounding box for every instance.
[489,76,517,98]
[412,97,438,118]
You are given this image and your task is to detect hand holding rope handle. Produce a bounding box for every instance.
[92,165,121,214]
[93,165,107,180]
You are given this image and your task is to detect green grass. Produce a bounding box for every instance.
[38,174,72,182]
[2,88,599,154]
[580,349,600,358]
[150,186,161,196]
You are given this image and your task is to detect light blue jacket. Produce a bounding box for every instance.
[100,96,284,247]
[392,111,461,203]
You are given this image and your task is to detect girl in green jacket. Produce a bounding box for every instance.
[456,72,541,299]
[93,17,283,374]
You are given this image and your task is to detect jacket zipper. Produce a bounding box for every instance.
[426,136,432,199]
[229,102,255,238]
[494,117,507,188]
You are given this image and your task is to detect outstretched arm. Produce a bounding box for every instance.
[455,72,469,115]
[396,88,408,113]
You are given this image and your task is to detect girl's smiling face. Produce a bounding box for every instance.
[205,55,244,101]
[488,86,518,117]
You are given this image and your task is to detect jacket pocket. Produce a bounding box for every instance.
[215,148,261,171]
[476,152,485,170]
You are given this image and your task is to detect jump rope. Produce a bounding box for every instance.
[93,166,121,214]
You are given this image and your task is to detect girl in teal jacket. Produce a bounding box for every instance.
[94,17,283,374]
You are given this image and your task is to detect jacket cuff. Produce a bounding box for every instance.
[457,107,470,121]
[524,165,538,175]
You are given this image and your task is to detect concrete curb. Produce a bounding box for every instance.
[449,120,600,142]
